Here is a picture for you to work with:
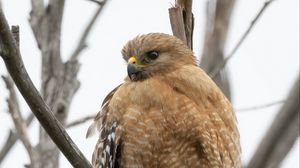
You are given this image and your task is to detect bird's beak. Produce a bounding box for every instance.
[127,56,143,80]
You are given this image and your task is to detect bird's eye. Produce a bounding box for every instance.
[146,51,159,60]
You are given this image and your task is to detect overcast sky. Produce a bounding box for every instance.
[0,0,299,167]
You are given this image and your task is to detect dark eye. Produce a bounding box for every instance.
[146,51,159,60]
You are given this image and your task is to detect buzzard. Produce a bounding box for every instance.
[87,33,241,168]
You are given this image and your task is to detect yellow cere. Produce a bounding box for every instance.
[128,56,148,68]
[128,56,137,64]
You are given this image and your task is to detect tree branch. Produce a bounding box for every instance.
[29,0,44,49]
[169,0,194,49]
[85,0,105,5]
[209,0,275,78]
[70,0,108,61]
[236,100,285,112]
[200,0,235,100]
[30,0,77,166]
[0,114,34,164]
[247,77,299,168]
[0,26,37,166]
[2,75,38,168]
[29,0,109,166]
[66,115,95,128]
[0,6,92,168]
[1,112,96,163]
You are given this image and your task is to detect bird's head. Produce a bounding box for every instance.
[122,33,196,81]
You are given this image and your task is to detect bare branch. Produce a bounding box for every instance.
[1,75,21,117]
[200,0,235,100]
[0,131,15,164]
[209,0,275,78]
[247,77,299,168]
[0,114,34,164]
[30,0,74,166]
[66,115,95,128]
[169,8,187,44]
[0,25,36,165]
[169,0,194,49]
[29,0,109,166]
[29,0,44,49]
[2,75,38,168]
[0,7,92,168]
[70,0,108,61]
[86,0,105,5]
[236,100,285,112]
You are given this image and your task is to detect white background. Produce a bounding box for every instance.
[0,0,299,167]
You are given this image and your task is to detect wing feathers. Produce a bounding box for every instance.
[92,122,119,168]
[88,85,122,167]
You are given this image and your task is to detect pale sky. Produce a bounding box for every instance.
[0,0,299,167]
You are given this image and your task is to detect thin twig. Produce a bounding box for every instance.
[1,75,21,117]
[86,0,105,5]
[70,0,108,60]
[236,100,285,112]
[2,75,37,167]
[66,115,95,128]
[0,25,36,165]
[0,113,34,164]
[209,0,275,78]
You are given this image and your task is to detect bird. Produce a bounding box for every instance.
[87,33,241,168]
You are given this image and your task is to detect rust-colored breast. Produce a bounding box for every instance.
[103,76,241,168]
[91,66,241,168]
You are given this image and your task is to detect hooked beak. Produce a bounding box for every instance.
[127,56,143,81]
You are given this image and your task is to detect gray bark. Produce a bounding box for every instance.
[0,5,92,167]
[29,1,74,167]
[247,77,299,168]
[200,0,235,100]
[169,0,194,49]
[0,0,107,167]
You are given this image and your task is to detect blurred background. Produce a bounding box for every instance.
[0,0,299,167]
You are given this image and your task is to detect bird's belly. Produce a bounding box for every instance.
[119,106,204,168]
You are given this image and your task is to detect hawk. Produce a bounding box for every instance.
[87,33,241,168]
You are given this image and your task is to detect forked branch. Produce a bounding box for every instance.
[70,0,108,61]
[209,0,275,78]
[2,75,38,168]
[0,6,92,168]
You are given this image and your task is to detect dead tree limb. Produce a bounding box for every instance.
[2,75,39,168]
[209,0,275,78]
[0,114,34,164]
[86,0,105,5]
[28,0,108,166]
[236,100,285,112]
[1,112,95,164]
[200,0,235,100]
[66,115,95,128]
[0,7,92,168]
[0,1,107,165]
[1,26,38,168]
[30,0,71,166]
[70,2,107,60]
[247,77,299,168]
[169,0,194,49]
